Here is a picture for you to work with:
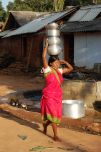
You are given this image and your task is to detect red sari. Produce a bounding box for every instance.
[40,68,63,124]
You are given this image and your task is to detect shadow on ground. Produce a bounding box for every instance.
[0,110,88,152]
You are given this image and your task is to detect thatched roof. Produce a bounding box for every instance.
[10,11,49,26]
[3,11,49,30]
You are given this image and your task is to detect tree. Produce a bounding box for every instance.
[54,0,64,12]
[79,0,93,5]
[7,0,32,11]
[92,0,101,4]
[7,0,101,13]
[64,0,93,7]
[7,0,53,12]
[0,1,6,21]
[7,2,14,11]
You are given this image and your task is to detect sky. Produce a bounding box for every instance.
[1,0,14,10]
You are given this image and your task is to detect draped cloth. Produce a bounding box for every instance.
[40,68,63,124]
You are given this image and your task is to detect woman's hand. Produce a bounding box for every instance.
[59,60,73,74]
[59,60,67,65]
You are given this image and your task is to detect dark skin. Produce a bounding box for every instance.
[42,39,73,141]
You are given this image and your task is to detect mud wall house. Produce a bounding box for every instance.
[61,5,101,71]
[0,11,49,62]
[2,7,78,69]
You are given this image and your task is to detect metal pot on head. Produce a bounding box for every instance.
[47,44,62,55]
[48,37,61,45]
[46,29,60,37]
[45,22,62,55]
[46,23,59,29]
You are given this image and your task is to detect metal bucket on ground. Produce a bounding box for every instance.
[62,100,85,119]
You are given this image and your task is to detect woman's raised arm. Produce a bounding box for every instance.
[42,38,48,68]
[59,60,73,74]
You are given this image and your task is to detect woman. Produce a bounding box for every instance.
[40,39,73,141]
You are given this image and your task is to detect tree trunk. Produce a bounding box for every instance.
[54,0,64,12]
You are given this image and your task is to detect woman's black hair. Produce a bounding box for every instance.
[48,55,59,66]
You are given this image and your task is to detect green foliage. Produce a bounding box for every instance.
[7,0,32,11]
[79,0,93,5]
[96,0,101,4]
[7,0,101,13]
[6,2,14,11]
[64,0,94,7]
[0,1,6,21]
[7,0,53,12]
[6,0,101,17]
[54,0,64,12]
[8,0,64,12]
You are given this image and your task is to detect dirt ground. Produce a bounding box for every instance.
[0,74,101,152]
[0,74,44,96]
[0,110,101,152]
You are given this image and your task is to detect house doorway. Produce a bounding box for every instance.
[64,34,74,65]
[22,37,27,58]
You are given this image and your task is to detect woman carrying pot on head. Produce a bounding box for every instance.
[40,38,73,141]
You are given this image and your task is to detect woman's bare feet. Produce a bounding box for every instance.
[43,123,47,134]
[43,121,51,134]
[53,136,61,142]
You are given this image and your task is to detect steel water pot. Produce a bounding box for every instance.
[48,37,61,45]
[47,44,62,55]
[46,29,60,37]
[46,23,59,29]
